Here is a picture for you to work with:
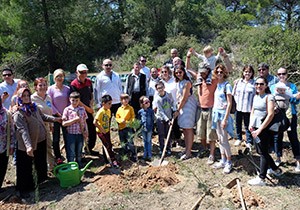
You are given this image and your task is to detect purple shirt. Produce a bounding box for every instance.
[47,84,70,115]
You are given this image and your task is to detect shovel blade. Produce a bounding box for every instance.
[225,178,238,189]
[151,159,169,167]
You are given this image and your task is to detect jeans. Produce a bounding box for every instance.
[254,129,278,179]
[66,133,83,168]
[52,122,67,159]
[235,111,253,144]
[274,114,300,160]
[157,119,171,152]
[142,130,152,158]
[118,127,136,156]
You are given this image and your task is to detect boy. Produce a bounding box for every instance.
[154,81,175,156]
[193,46,223,85]
[115,93,137,162]
[94,95,119,167]
[62,91,88,168]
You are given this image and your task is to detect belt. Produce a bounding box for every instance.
[201,107,212,111]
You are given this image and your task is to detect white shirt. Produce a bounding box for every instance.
[94,70,123,108]
[140,66,150,82]
[0,79,20,109]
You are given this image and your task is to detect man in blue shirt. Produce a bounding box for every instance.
[0,68,19,109]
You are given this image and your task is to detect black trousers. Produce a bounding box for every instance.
[86,112,97,151]
[130,92,144,115]
[254,129,278,179]
[0,151,9,188]
[16,140,47,192]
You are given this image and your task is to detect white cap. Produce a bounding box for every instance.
[76,64,88,71]
[275,82,287,90]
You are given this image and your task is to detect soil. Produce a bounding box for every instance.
[1,130,300,210]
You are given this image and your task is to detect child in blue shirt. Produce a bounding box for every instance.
[138,96,154,161]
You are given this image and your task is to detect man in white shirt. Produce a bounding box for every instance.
[0,68,19,109]
[139,56,150,82]
[94,59,123,115]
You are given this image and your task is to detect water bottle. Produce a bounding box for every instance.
[254,136,261,143]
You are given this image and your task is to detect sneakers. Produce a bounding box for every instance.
[275,158,281,167]
[206,155,215,165]
[180,154,192,160]
[223,163,233,174]
[212,161,225,169]
[295,161,300,173]
[248,176,266,186]
[267,168,282,177]
[234,140,242,146]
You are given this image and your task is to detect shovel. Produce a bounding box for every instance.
[152,118,174,167]
[226,178,247,210]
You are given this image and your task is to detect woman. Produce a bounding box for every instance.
[10,80,30,110]
[13,88,60,198]
[173,65,197,160]
[47,69,70,164]
[31,78,55,171]
[211,64,234,174]
[0,97,15,192]
[248,77,281,186]
[233,65,255,147]
[270,67,300,171]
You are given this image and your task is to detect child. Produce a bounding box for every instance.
[115,94,137,162]
[193,46,223,86]
[154,81,175,156]
[94,95,119,168]
[274,82,293,116]
[138,96,154,161]
[62,91,88,168]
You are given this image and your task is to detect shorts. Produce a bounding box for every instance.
[196,108,218,143]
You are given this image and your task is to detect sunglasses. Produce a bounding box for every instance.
[277,73,287,76]
[216,71,223,74]
[255,83,265,86]
[161,71,168,73]
[156,86,163,90]
[175,71,183,75]
[140,60,147,62]
[79,71,87,74]
[258,68,267,72]
[104,64,112,67]
[3,73,12,77]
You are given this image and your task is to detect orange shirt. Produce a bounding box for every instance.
[198,78,218,108]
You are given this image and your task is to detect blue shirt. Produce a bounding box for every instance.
[138,108,154,132]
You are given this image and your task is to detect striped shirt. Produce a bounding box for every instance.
[233,79,255,113]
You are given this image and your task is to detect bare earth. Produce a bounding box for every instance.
[1,130,300,210]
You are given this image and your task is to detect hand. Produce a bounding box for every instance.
[296,92,300,100]
[251,129,261,139]
[1,92,9,101]
[249,126,254,132]
[187,49,193,57]
[9,148,14,155]
[218,47,224,53]
[83,132,89,140]
[26,147,34,157]
[173,111,179,118]
[168,120,173,126]
[221,119,227,129]
[55,117,62,123]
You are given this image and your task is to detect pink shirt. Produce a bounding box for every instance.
[62,105,88,134]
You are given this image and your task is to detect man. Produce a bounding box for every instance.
[94,59,123,115]
[139,56,150,82]
[164,48,178,68]
[186,49,232,165]
[124,62,147,115]
[0,68,19,109]
[70,64,98,156]
[257,62,278,87]
[148,67,160,104]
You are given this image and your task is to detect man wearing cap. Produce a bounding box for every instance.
[0,68,20,110]
[257,62,278,87]
[70,64,98,156]
[94,59,123,115]
[186,49,232,165]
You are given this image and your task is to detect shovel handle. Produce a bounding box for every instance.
[159,118,175,165]
[236,179,247,210]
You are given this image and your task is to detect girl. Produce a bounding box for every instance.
[138,96,154,161]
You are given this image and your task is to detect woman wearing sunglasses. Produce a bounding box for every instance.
[211,64,234,174]
[173,65,197,160]
[248,77,281,186]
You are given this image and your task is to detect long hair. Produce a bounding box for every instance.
[212,64,229,79]
[242,65,254,79]
[255,77,271,94]
[173,65,189,82]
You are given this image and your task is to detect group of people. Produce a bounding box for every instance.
[0,46,300,199]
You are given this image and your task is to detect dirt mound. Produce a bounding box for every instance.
[230,187,265,209]
[95,163,179,193]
